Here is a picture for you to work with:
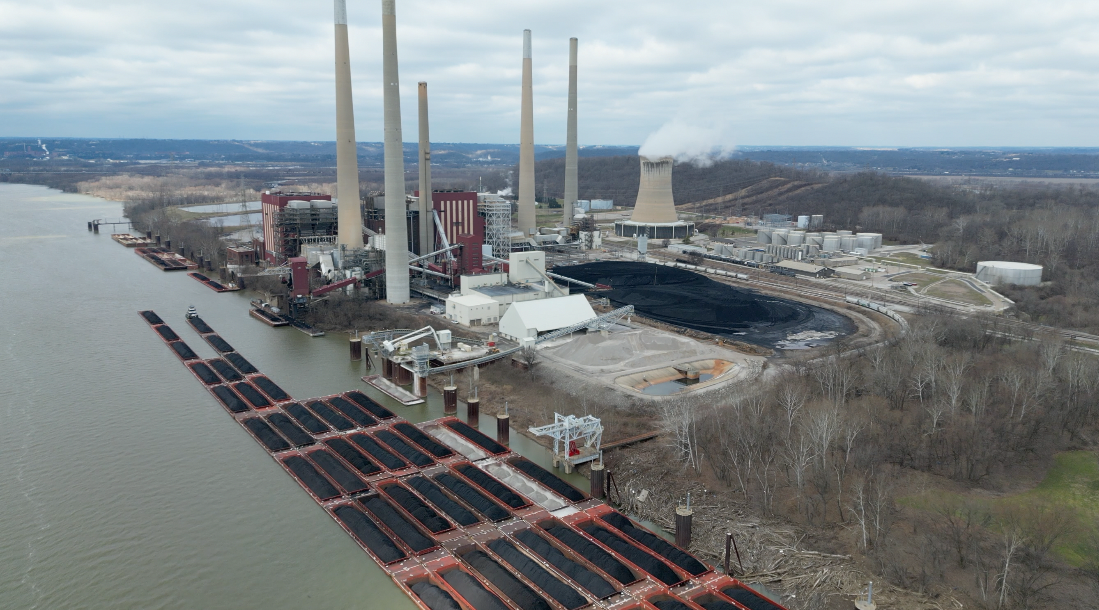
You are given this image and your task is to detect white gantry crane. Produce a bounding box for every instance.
[528,413,603,473]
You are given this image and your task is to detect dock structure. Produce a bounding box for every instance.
[138,309,790,610]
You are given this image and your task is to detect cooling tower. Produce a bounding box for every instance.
[382,0,409,303]
[631,156,678,223]
[417,82,433,255]
[563,37,578,228]
[517,30,536,236]
[334,0,364,250]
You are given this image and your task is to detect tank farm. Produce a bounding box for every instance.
[139,309,788,610]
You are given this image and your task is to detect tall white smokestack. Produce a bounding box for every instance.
[334,0,363,250]
[630,156,678,223]
[563,37,578,228]
[517,29,536,236]
[417,82,433,256]
[382,0,409,303]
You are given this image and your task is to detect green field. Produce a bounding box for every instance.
[925,278,993,306]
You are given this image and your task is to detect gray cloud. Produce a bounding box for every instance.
[2,0,1097,146]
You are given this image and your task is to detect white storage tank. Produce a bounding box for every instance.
[811,215,824,229]
[797,215,810,228]
[788,231,805,246]
[757,228,772,244]
[975,261,1043,286]
[840,236,856,250]
[837,230,853,236]
[772,231,788,246]
[822,236,840,252]
[856,235,875,250]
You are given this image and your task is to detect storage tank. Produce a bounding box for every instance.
[822,236,840,252]
[797,215,810,228]
[856,235,875,250]
[840,236,856,250]
[757,228,772,244]
[788,231,805,246]
[772,231,788,246]
[975,261,1043,286]
[811,215,824,229]
[837,230,853,236]
[807,233,822,246]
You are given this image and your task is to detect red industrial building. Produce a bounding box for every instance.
[260,191,334,263]
[365,190,486,275]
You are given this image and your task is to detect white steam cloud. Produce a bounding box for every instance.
[637,118,737,166]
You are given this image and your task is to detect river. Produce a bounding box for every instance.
[0,184,587,609]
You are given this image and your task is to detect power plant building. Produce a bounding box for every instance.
[499,294,595,342]
[614,156,694,239]
[260,191,336,263]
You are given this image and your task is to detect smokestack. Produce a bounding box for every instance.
[631,156,678,223]
[418,82,433,256]
[517,29,536,236]
[334,0,364,250]
[563,37,578,228]
[382,0,410,303]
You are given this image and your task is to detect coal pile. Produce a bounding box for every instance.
[406,476,480,526]
[346,391,396,419]
[242,417,290,452]
[225,352,258,374]
[154,325,179,341]
[328,396,378,428]
[209,359,243,382]
[282,455,340,500]
[188,362,220,385]
[445,421,507,454]
[211,385,249,413]
[394,423,454,458]
[376,430,433,467]
[514,529,617,598]
[699,600,737,610]
[307,449,368,494]
[324,438,382,476]
[140,311,164,325]
[307,401,355,431]
[206,335,234,353]
[554,261,853,348]
[233,382,271,409]
[361,496,435,553]
[487,538,587,610]
[721,587,782,610]
[253,377,290,401]
[434,473,510,522]
[509,457,584,502]
[285,403,330,434]
[462,550,551,610]
[383,484,451,533]
[581,524,682,586]
[187,316,214,334]
[543,525,636,586]
[442,570,510,610]
[171,341,198,361]
[652,600,692,610]
[601,511,707,575]
[266,413,314,447]
[455,465,527,509]
[332,504,406,564]
[351,434,408,471]
[410,582,462,610]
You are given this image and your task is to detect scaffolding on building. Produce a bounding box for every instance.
[274,204,339,260]
[481,201,512,260]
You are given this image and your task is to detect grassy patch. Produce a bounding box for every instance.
[718,225,756,237]
[925,278,993,306]
[889,271,941,289]
[901,451,1099,566]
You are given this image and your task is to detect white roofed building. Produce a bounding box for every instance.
[498,295,596,342]
[446,293,501,327]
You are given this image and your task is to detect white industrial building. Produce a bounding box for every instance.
[445,251,571,327]
[498,294,596,341]
[975,261,1043,286]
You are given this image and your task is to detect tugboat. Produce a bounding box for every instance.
[185,305,198,319]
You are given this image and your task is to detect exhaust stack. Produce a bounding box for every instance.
[333,0,363,250]
[382,0,409,303]
[563,37,578,228]
[418,82,433,256]
[517,29,536,237]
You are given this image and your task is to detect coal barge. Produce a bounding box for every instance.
[139,309,789,610]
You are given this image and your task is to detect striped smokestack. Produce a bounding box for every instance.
[382,0,409,303]
[417,82,433,256]
[333,0,363,250]
[563,37,578,228]
[517,29,536,237]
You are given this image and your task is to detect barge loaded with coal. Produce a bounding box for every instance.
[139,309,788,610]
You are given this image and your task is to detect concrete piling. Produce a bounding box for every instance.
[496,411,510,445]
[443,386,457,415]
[382,358,393,380]
[92,222,99,233]
[675,498,694,550]
[155,234,161,245]
[590,462,605,499]
[145,230,152,239]
[350,333,362,361]
[87,221,93,231]
[466,397,479,426]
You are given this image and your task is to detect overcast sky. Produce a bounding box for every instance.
[2,0,1098,149]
